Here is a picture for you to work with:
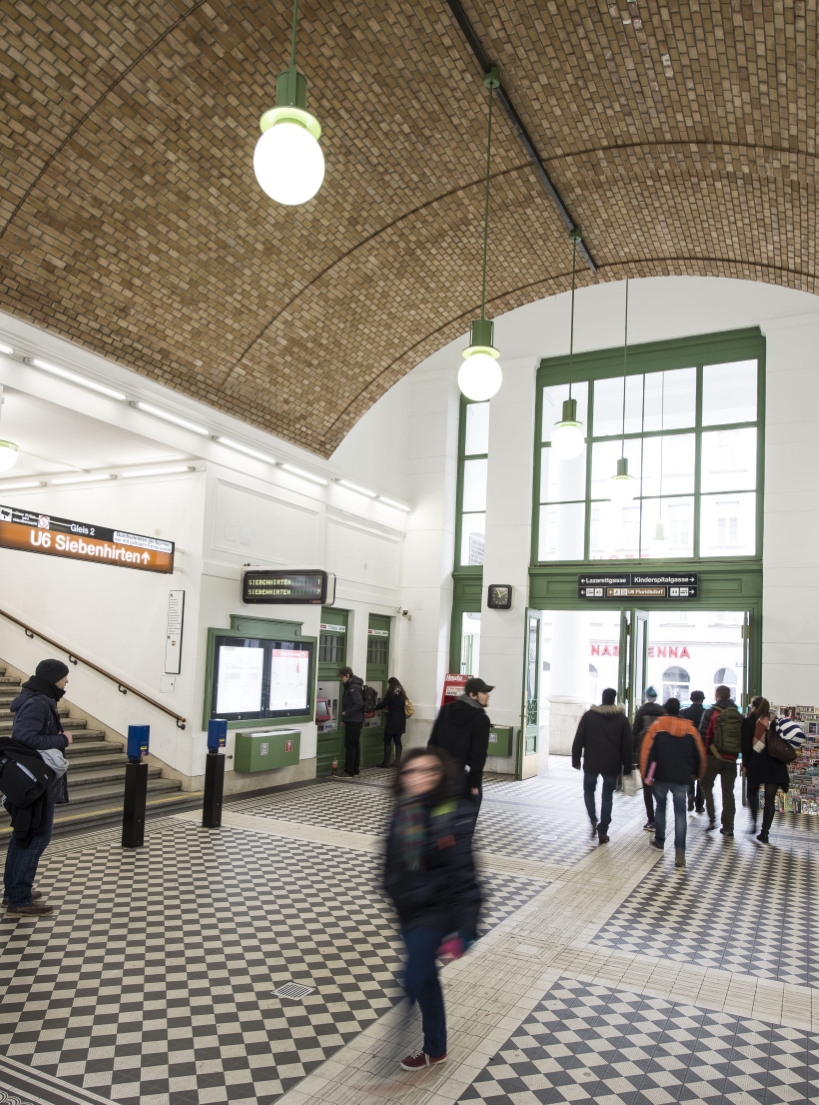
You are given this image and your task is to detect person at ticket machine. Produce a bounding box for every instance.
[339,666,365,778]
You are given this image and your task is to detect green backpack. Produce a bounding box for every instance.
[713,705,742,755]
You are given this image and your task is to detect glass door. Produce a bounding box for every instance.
[618,608,648,723]
[518,609,541,778]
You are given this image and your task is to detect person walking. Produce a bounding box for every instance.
[699,684,742,837]
[339,666,364,778]
[639,698,706,868]
[3,659,73,918]
[742,697,789,844]
[375,677,407,767]
[383,747,481,1071]
[680,691,706,813]
[428,677,492,818]
[572,688,632,845]
[632,686,663,833]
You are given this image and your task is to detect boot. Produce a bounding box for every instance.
[675,848,686,868]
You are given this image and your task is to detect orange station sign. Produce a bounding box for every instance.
[0,505,174,574]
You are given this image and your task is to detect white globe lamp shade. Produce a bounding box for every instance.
[609,457,636,504]
[0,440,18,472]
[458,350,502,401]
[254,119,325,206]
[551,398,585,460]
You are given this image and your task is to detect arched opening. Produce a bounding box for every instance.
[714,667,737,699]
[663,665,691,704]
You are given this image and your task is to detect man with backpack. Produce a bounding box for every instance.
[339,666,365,778]
[699,684,742,836]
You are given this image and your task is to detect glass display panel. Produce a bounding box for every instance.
[462,458,488,513]
[589,499,641,560]
[590,438,643,500]
[461,512,485,565]
[640,434,695,497]
[699,492,756,557]
[211,636,315,720]
[702,360,757,425]
[538,501,584,561]
[268,647,311,712]
[542,381,588,443]
[215,643,264,715]
[639,497,695,559]
[541,444,586,503]
[464,401,490,455]
[700,428,757,493]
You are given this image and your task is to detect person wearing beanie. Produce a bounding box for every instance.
[571,688,632,845]
[3,658,73,918]
[632,687,664,832]
[639,698,706,868]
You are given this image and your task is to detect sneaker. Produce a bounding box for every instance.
[675,848,686,868]
[756,831,769,844]
[705,819,717,831]
[400,1050,447,1071]
[3,901,53,920]
[597,827,609,844]
[1,890,42,907]
[720,827,734,837]
[589,820,598,838]
[649,838,664,850]
[643,820,656,832]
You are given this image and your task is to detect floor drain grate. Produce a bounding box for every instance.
[273,982,314,1000]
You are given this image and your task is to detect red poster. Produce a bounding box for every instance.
[440,673,469,707]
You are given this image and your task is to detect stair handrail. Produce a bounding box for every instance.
[0,606,186,729]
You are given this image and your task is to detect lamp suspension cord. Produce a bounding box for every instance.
[480,80,494,322]
[658,371,665,527]
[568,234,577,401]
[620,278,628,458]
[289,0,299,70]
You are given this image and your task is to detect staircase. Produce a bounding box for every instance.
[0,664,201,836]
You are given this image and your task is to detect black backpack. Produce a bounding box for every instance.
[362,685,379,716]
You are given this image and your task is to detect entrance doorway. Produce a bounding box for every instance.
[540,608,750,754]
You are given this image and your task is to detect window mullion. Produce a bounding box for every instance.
[694,363,703,557]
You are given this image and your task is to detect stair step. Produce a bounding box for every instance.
[55,776,182,807]
[67,764,163,787]
[0,678,20,687]
[0,718,94,735]
[0,788,202,838]
[65,741,124,757]
[65,752,126,770]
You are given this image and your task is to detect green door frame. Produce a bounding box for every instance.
[363,613,392,766]
[316,607,349,774]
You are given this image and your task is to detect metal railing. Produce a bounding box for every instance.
[0,607,186,729]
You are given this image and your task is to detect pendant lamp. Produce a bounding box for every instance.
[458,68,503,402]
[609,279,636,503]
[0,387,18,472]
[552,230,585,459]
[254,0,325,206]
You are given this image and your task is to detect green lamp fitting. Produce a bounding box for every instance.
[483,66,500,90]
[259,67,322,139]
[569,227,582,243]
[462,318,500,359]
[561,397,578,423]
[616,456,629,478]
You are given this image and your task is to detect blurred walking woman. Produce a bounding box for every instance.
[383,747,481,1071]
[742,697,789,843]
[376,677,407,767]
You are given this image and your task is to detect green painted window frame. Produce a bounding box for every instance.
[533,327,766,567]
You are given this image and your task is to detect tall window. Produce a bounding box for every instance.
[458,400,490,566]
[536,343,762,563]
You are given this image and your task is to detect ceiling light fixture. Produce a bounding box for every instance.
[609,279,636,505]
[30,358,127,401]
[458,67,503,402]
[337,478,377,498]
[215,436,277,464]
[133,402,209,436]
[0,480,45,492]
[552,230,586,460]
[378,495,411,512]
[120,465,196,479]
[254,0,324,206]
[50,473,117,486]
[279,462,328,486]
[0,386,18,473]
[0,342,13,355]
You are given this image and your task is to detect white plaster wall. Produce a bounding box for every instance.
[330,376,410,500]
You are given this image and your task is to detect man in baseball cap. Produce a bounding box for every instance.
[428,676,494,820]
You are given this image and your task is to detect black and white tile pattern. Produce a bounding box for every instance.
[458,978,818,1104]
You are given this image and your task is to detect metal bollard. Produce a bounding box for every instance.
[202,719,227,828]
[122,725,150,849]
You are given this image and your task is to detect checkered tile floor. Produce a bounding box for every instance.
[0,817,541,1105]
[589,814,819,988]
[458,978,818,1104]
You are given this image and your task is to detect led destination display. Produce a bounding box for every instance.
[0,504,174,574]
[242,569,331,604]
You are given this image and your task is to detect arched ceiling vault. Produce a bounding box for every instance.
[1,1,816,456]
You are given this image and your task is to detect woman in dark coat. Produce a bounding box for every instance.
[375,676,407,767]
[742,696,789,843]
[383,746,481,1071]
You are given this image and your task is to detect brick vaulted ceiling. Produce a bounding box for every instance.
[1,3,816,456]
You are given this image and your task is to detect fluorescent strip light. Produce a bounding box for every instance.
[134,402,209,436]
[337,478,377,498]
[378,495,411,512]
[215,437,277,464]
[0,480,45,492]
[31,358,127,401]
[50,473,116,486]
[279,463,328,486]
[120,465,195,479]
[0,342,13,355]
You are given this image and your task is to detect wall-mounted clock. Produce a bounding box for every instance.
[487,584,513,610]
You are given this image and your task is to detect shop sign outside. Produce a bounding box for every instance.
[0,504,174,573]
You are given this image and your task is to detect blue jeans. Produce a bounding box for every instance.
[653,782,688,849]
[583,771,617,831]
[402,926,447,1057]
[3,803,55,906]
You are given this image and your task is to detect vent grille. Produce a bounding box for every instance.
[273,982,314,1001]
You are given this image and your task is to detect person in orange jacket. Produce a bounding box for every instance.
[639,698,706,868]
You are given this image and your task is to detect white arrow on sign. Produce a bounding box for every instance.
[142,551,150,563]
